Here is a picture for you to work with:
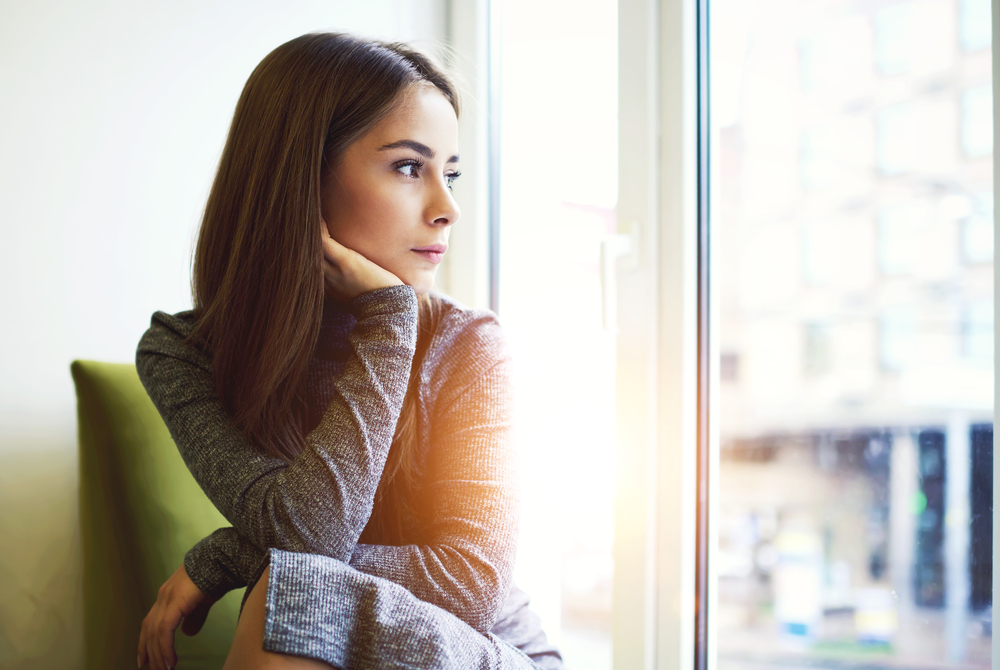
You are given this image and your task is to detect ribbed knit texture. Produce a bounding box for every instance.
[136,286,562,669]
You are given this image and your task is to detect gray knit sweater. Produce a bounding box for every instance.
[136,285,563,669]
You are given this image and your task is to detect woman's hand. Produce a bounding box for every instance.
[137,564,218,670]
[321,223,403,301]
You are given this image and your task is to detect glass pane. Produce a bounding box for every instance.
[499,2,618,669]
[710,0,993,667]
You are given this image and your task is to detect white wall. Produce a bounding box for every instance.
[0,2,446,667]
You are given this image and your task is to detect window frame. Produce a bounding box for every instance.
[615,1,701,669]
[441,0,498,311]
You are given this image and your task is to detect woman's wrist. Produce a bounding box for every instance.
[346,284,418,319]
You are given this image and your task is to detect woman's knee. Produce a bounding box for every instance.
[223,567,333,670]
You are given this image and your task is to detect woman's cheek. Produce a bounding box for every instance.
[331,196,386,255]
[366,182,410,226]
[328,174,418,268]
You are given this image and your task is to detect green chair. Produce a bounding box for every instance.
[72,360,242,670]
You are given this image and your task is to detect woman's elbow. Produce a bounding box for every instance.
[465,601,502,634]
[456,559,511,633]
[239,483,361,562]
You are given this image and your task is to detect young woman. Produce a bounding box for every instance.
[133,33,562,670]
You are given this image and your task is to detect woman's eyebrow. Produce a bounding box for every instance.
[379,139,459,163]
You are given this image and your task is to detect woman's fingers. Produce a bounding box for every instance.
[145,606,165,669]
[140,603,165,669]
[139,564,212,668]
[156,602,183,669]
[137,617,148,667]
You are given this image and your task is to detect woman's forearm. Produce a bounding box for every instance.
[182,528,264,599]
[346,352,519,633]
[262,551,545,669]
[137,285,418,564]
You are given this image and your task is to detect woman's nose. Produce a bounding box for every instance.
[428,179,460,227]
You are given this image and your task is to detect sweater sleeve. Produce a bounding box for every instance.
[182,527,265,599]
[263,550,548,669]
[138,291,518,633]
[348,333,519,633]
[136,285,417,566]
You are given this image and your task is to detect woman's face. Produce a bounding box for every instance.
[323,85,461,296]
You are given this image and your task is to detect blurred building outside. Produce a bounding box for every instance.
[713,0,994,667]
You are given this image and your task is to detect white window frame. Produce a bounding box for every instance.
[615,1,701,669]
[441,0,497,311]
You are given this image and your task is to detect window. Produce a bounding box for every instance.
[959,0,992,51]
[498,2,619,668]
[880,304,917,372]
[963,299,994,361]
[963,192,995,264]
[874,4,911,75]
[523,1,997,667]
[711,1,993,667]
[962,85,994,158]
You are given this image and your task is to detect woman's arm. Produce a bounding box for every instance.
[254,558,546,670]
[137,285,418,565]
[349,335,518,632]
[140,299,518,633]
[182,528,265,599]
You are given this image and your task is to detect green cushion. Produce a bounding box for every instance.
[72,360,241,670]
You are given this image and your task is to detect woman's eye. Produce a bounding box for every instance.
[446,171,462,190]
[395,161,421,178]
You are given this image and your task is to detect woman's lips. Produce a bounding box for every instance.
[412,244,447,264]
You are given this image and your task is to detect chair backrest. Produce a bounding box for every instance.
[71,360,241,670]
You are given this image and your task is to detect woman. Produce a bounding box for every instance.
[134,33,562,669]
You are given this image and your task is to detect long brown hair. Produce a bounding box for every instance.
[190,32,458,543]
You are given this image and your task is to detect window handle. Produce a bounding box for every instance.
[601,220,640,332]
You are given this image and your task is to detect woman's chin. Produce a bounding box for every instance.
[409,281,434,297]
[402,270,437,297]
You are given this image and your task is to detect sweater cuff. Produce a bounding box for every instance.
[183,528,266,600]
[184,543,241,600]
[347,284,418,319]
